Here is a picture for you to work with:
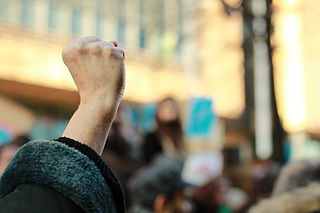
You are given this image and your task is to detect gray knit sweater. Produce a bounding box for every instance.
[0,139,125,213]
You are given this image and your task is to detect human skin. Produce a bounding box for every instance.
[61,36,125,155]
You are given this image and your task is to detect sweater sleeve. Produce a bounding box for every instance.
[0,139,125,213]
[54,137,126,213]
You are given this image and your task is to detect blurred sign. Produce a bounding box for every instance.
[0,124,14,145]
[30,118,67,140]
[124,104,140,127]
[139,103,157,133]
[186,98,216,139]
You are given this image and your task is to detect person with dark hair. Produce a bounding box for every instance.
[249,159,320,213]
[142,98,187,163]
[0,36,126,213]
[128,155,193,213]
[192,176,233,213]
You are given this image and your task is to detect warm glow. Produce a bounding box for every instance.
[274,0,320,134]
[277,0,300,10]
[285,0,299,8]
[0,33,75,91]
[0,25,190,103]
[273,1,308,132]
[197,0,244,118]
[282,14,306,131]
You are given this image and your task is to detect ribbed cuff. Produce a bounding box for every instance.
[54,137,126,213]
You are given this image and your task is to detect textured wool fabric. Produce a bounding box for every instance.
[55,137,126,213]
[0,140,117,213]
[0,184,84,213]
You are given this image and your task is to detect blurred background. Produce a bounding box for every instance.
[0,0,320,212]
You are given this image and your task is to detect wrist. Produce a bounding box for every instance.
[65,99,119,154]
[79,93,120,114]
[79,99,118,118]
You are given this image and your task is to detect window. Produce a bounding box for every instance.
[117,19,126,44]
[139,0,145,48]
[0,0,9,19]
[157,0,164,55]
[117,0,126,44]
[48,0,58,30]
[176,0,183,56]
[158,30,165,56]
[139,27,146,49]
[71,8,82,35]
[21,0,34,26]
[95,12,104,37]
[176,35,184,57]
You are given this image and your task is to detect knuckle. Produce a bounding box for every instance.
[74,42,87,54]
[61,48,68,58]
[88,45,102,56]
[62,47,73,61]
[102,46,113,56]
[111,48,125,60]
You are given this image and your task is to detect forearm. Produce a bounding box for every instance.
[62,100,118,155]
[61,36,125,156]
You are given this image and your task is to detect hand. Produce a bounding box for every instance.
[61,36,126,154]
[62,36,125,109]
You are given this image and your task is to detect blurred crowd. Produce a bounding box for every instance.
[1,97,319,213]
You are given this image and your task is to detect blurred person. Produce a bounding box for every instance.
[103,101,143,208]
[192,176,233,213]
[10,134,30,147]
[128,155,194,213]
[182,152,234,213]
[251,161,280,202]
[0,36,126,212]
[0,135,30,175]
[249,159,320,213]
[0,143,18,175]
[105,102,133,158]
[142,98,186,163]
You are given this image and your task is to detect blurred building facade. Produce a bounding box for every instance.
[2,0,318,162]
[0,0,245,108]
[0,0,194,102]
[0,0,197,141]
[0,0,245,148]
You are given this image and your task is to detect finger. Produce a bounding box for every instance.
[110,41,118,47]
[87,41,116,48]
[74,36,102,51]
[85,41,125,60]
[111,47,125,60]
[77,36,102,44]
[86,41,115,55]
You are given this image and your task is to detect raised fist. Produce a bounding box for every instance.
[62,36,125,108]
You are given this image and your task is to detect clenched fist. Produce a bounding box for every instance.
[62,36,125,108]
[61,36,126,154]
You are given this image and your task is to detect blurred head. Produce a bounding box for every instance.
[155,98,185,151]
[193,176,230,212]
[151,190,193,213]
[10,135,30,147]
[129,156,193,213]
[0,144,19,175]
[156,98,180,123]
[0,135,29,175]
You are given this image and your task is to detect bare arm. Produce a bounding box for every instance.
[61,36,125,155]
